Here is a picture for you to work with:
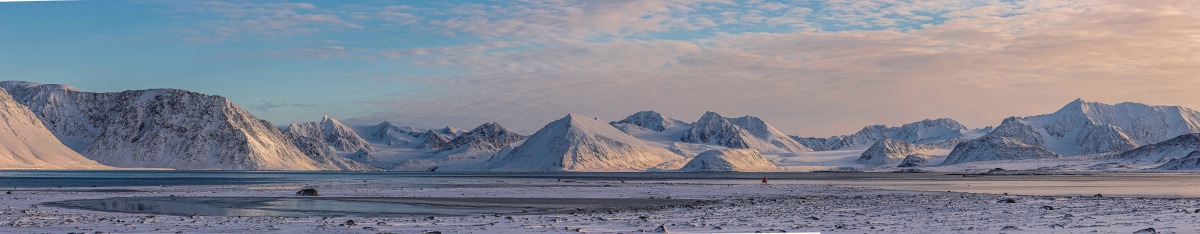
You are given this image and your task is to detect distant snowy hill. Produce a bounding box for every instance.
[0,81,372,171]
[0,87,111,170]
[286,115,374,153]
[484,113,684,172]
[611,110,682,132]
[943,99,1200,165]
[678,149,779,172]
[793,118,987,151]
[1154,151,1200,170]
[1117,133,1200,164]
[855,139,937,166]
[681,111,811,154]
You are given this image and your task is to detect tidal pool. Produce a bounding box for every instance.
[45,197,705,217]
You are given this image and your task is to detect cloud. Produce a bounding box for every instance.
[175,1,413,42]
[261,45,349,59]
[351,0,1200,136]
[252,101,318,112]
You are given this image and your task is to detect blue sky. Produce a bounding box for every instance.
[2,0,1198,136]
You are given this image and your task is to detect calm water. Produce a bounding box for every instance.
[5,171,1200,197]
[46,197,701,217]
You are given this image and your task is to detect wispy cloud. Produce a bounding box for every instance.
[252,101,318,112]
[175,1,365,42]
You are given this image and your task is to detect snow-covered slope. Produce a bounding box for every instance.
[940,136,1060,165]
[944,99,1200,164]
[284,133,380,171]
[678,149,779,172]
[611,111,682,132]
[0,87,111,170]
[792,118,984,151]
[0,81,361,171]
[855,138,935,166]
[417,130,452,149]
[896,155,930,167]
[484,113,684,172]
[285,115,373,153]
[1153,151,1200,170]
[1117,133,1200,164]
[681,112,810,154]
[431,122,526,162]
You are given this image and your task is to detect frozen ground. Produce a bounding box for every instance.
[1,176,1195,233]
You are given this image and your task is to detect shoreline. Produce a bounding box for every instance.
[2,176,1194,233]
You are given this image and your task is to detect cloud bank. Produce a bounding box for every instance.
[181,0,1200,136]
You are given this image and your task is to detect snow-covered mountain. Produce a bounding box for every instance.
[855,138,936,166]
[940,135,1060,165]
[431,122,526,161]
[417,130,452,149]
[284,133,380,171]
[611,111,682,132]
[1117,133,1200,164]
[678,149,779,172]
[285,115,374,153]
[897,155,930,167]
[483,113,684,172]
[0,87,111,170]
[680,111,811,154]
[0,81,369,171]
[793,118,985,151]
[943,99,1200,165]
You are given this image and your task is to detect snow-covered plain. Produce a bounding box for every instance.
[1,174,1194,233]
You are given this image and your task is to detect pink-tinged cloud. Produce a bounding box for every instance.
[341,0,1200,137]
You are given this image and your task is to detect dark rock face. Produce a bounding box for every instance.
[296,188,319,196]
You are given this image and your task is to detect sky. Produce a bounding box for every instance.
[1,0,1198,137]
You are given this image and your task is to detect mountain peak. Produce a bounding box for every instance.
[485,112,681,172]
[612,110,675,132]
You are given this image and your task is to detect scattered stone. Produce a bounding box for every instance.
[1133,227,1158,234]
[1093,194,1103,198]
[295,189,318,196]
[653,224,669,233]
[997,198,1017,204]
[344,220,356,227]
[1049,224,1065,229]
[1041,206,1055,210]
[999,226,1022,231]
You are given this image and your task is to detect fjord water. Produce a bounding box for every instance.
[5,171,1200,197]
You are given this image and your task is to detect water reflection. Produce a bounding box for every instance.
[48,197,701,217]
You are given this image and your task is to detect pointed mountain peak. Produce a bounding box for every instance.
[1054,98,1093,115]
[700,111,724,119]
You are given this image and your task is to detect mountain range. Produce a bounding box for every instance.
[4,80,1200,172]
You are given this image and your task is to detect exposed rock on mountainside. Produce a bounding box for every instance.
[681,111,810,154]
